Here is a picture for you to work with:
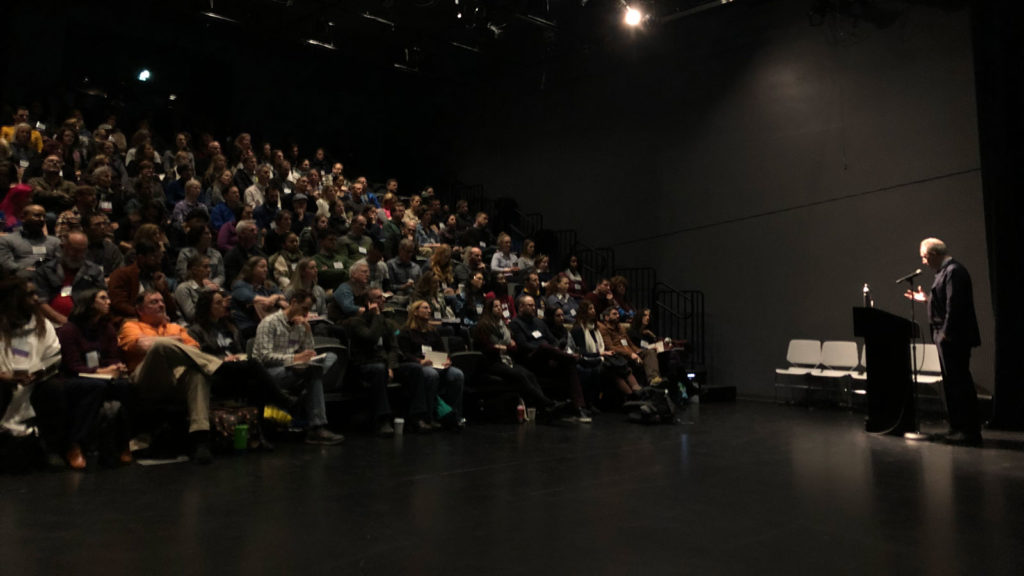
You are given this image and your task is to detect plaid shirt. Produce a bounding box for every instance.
[252,310,313,367]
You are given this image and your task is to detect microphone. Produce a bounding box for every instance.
[895,268,922,284]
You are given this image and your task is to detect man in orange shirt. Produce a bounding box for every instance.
[118,290,223,463]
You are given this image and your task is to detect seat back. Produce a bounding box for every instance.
[913,343,942,374]
[820,341,859,370]
[786,339,821,367]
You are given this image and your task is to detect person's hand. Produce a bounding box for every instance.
[224,354,243,362]
[387,368,394,380]
[443,359,452,369]
[1,371,33,388]
[601,350,614,357]
[904,285,926,302]
[202,279,220,290]
[293,350,316,364]
[367,301,380,315]
[96,365,122,375]
[630,352,641,363]
[421,358,433,367]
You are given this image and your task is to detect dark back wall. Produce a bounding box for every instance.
[452,0,990,397]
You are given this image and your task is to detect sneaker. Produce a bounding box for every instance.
[191,443,213,465]
[575,407,593,424]
[305,427,345,445]
[376,421,396,438]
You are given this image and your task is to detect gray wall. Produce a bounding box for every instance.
[454,0,990,398]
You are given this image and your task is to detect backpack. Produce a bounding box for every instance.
[623,387,677,425]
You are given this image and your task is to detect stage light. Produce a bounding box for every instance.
[137,69,151,82]
[624,6,643,26]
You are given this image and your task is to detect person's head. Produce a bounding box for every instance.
[295,175,309,194]
[350,181,364,198]
[415,270,440,296]
[13,123,31,146]
[398,238,415,262]
[284,232,300,253]
[609,275,628,298]
[274,209,293,232]
[548,306,566,327]
[919,237,948,271]
[69,288,111,326]
[536,254,550,272]
[224,184,240,205]
[208,140,222,156]
[0,277,44,336]
[365,287,384,312]
[551,273,570,295]
[516,294,536,318]
[135,290,167,325]
[568,255,579,270]
[349,261,370,285]
[243,153,257,173]
[319,229,338,253]
[187,254,211,283]
[93,165,112,188]
[286,290,313,323]
[85,213,109,243]
[291,258,318,288]
[497,233,512,254]
[405,299,433,331]
[60,127,78,148]
[42,154,63,176]
[195,290,230,325]
[331,162,343,177]
[292,194,308,213]
[12,107,29,124]
[385,178,398,192]
[236,219,258,248]
[578,300,596,323]
[470,271,485,291]
[62,231,89,269]
[186,223,213,249]
[431,244,452,268]
[350,215,367,237]
[524,272,540,292]
[184,179,202,202]
[134,238,164,273]
[392,202,406,221]
[409,195,422,211]
[638,308,651,327]
[265,183,281,206]
[595,278,611,295]
[474,211,488,228]
[241,256,268,285]
[256,164,272,184]
[522,239,536,257]
[71,185,96,213]
[600,306,620,325]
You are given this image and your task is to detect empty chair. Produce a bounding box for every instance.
[775,339,822,376]
[912,343,943,386]
[814,341,860,378]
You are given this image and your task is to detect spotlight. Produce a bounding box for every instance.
[624,6,643,26]
[137,69,151,82]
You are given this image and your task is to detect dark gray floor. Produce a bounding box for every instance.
[3,401,1024,575]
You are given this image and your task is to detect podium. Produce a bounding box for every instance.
[852,307,921,435]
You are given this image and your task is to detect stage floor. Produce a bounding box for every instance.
[3,401,1024,575]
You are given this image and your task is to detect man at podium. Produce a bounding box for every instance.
[906,238,983,446]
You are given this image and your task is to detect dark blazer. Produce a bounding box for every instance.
[928,258,981,347]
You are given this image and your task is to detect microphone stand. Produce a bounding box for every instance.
[903,278,928,441]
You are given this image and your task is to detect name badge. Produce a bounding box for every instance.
[358,246,367,254]
[60,285,73,297]
[502,309,510,318]
[433,311,441,319]
[377,337,383,347]
[475,304,483,315]
[289,262,297,271]
[479,242,486,249]
[537,309,544,319]
[333,262,344,269]
[99,201,113,212]
[19,160,29,168]
[531,330,543,339]
[621,338,628,347]
[32,246,47,255]
[85,350,99,369]
[12,347,30,358]
[570,308,577,316]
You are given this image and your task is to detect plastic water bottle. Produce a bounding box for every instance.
[862,283,872,308]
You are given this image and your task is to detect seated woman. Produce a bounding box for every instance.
[609,275,636,324]
[269,232,304,290]
[230,256,285,340]
[413,270,458,324]
[174,254,214,323]
[545,273,580,323]
[175,224,225,288]
[515,238,537,272]
[414,208,442,251]
[534,254,553,287]
[563,254,588,299]
[455,271,488,325]
[55,289,133,469]
[471,297,567,421]
[571,300,642,409]
[397,300,466,431]
[188,290,299,426]
[627,307,689,388]
[490,232,518,279]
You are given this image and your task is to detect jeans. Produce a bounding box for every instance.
[265,352,336,428]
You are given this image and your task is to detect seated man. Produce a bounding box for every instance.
[454,246,488,289]
[387,238,422,304]
[508,294,588,422]
[118,290,223,464]
[251,290,344,445]
[343,287,426,436]
[330,260,370,322]
[338,215,373,268]
[312,228,349,289]
[33,231,106,326]
[109,239,177,325]
[84,212,124,276]
[598,307,663,386]
[0,204,61,279]
[584,278,615,318]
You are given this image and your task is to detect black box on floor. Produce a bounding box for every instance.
[700,386,737,403]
